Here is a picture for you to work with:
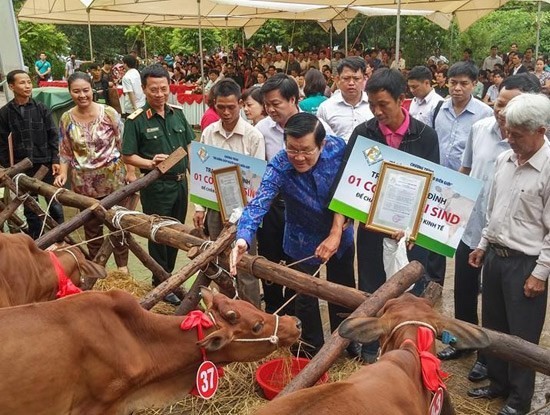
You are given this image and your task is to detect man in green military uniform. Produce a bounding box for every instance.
[122,64,194,305]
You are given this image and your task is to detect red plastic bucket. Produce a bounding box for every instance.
[255,357,329,400]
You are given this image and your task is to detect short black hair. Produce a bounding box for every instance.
[463,48,473,55]
[260,73,299,104]
[407,66,433,82]
[366,68,406,100]
[208,68,220,76]
[122,54,138,69]
[284,112,325,147]
[500,73,541,93]
[492,69,505,78]
[141,64,170,86]
[103,58,114,65]
[491,45,498,50]
[448,62,478,82]
[6,70,29,85]
[303,69,326,97]
[67,72,93,88]
[211,78,241,100]
[336,57,366,75]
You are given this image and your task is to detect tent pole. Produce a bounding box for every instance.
[536,0,542,58]
[395,0,401,68]
[330,21,333,53]
[87,8,94,61]
[198,0,206,111]
[344,9,348,55]
[225,16,229,52]
[143,25,148,63]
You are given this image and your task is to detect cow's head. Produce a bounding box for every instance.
[47,243,107,290]
[197,288,301,362]
[338,294,489,353]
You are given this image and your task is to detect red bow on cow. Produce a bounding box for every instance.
[180,310,225,396]
[416,326,448,393]
[49,251,82,299]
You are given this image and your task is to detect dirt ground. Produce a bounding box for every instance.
[75,199,549,415]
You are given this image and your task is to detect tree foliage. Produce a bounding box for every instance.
[18,21,69,79]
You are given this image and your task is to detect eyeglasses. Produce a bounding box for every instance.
[285,147,319,157]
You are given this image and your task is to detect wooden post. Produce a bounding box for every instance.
[278,261,424,397]
[34,148,186,249]
[175,272,211,316]
[0,165,48,229]
[0,199,26,232]
[185,245,237,299]
[0,164,79,246]
[472,325,550,377]
[0,158,33,177]
[15,179,550,376]
[139,225,236,310]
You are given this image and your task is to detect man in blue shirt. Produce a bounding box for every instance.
[230,112,355,355]
[426,62,492,294]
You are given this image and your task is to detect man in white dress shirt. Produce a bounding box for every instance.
[193,78,265,306]
[316,57,374,143]
[468,93,550,415]
[407,65,444,126]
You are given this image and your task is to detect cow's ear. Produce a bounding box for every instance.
[438,317,490,350]
[198,328,233,352]
[200,287,215,309]
[81,260,107,280]
[338,317,384,344]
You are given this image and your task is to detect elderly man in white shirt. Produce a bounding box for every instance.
[468,92,550,415]
[439,74,541,382]
[407,66,444,126]
[316,57,374,143]
[193,78,265,306]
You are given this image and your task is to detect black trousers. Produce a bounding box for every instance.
[482,247,547,411]
[426,250,447,286]
[256,199,293,314]
[24,164,64,239]
[454,240,481,325]
[291,245,356,351]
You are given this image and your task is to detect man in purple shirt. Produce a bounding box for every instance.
[230,112,355,356]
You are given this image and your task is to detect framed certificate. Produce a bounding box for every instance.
[366,161,433,241]
[212,165,248,223]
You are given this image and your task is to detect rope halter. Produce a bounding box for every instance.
[208,311,281,345]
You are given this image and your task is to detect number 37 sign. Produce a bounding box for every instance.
[196,360,219,399]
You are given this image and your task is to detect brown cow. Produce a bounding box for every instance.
[254,294,489,415]
[0,233,106,307]
[0,288,301,414]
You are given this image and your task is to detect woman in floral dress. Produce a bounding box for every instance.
[54,72,129,273]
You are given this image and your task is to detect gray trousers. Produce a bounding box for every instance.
[206,209,261,308]
[482,246,548,411]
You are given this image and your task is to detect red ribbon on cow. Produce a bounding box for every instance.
[416,327,448,393]
[180,310,215,362]
[49,251,82,298]
[180,310,224,396]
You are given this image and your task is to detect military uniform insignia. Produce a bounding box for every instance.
[146,108,153,119]
[127,108,143,120]
[167,103,184,111]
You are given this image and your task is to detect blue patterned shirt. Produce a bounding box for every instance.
[237,135,354,265]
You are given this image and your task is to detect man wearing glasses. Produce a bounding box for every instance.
[317,57,374,143]
[230,112,355,356]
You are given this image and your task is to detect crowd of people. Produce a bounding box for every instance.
[1,41,549,415]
